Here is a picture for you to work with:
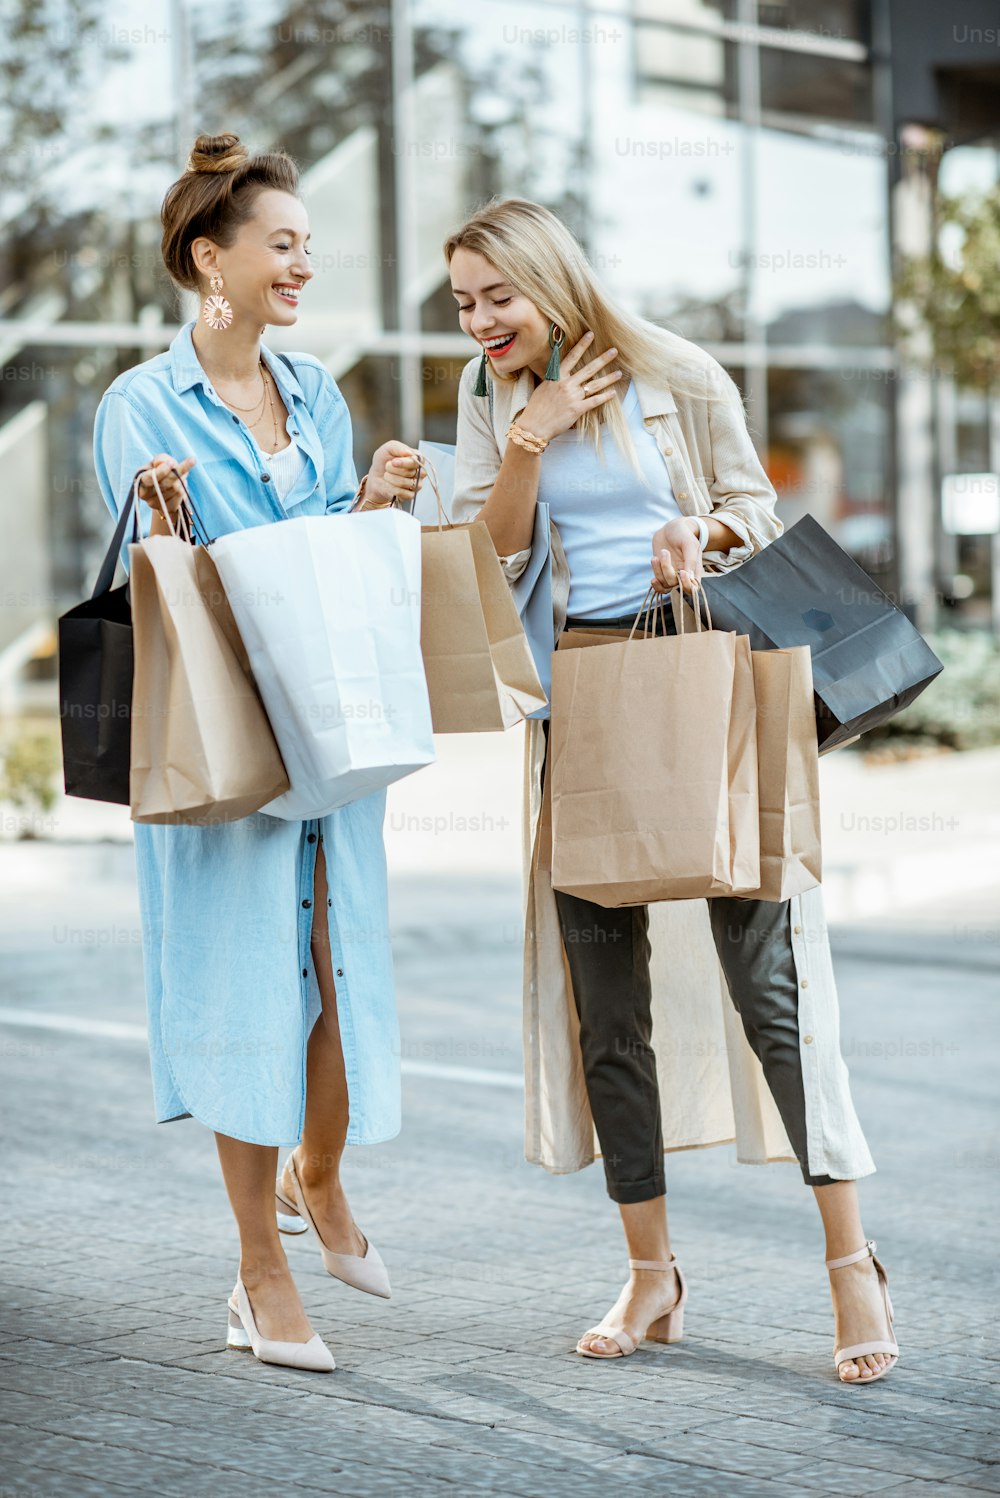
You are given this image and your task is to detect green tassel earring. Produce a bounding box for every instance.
[544,323,565,381]
[473,346,489,396]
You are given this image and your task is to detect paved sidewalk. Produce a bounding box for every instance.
[0,830,997,1496]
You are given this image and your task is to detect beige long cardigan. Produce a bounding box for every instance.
[451,329,876,1181]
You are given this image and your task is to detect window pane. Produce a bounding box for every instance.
[756,0,869,45]
[760,49,874,128]
[590,109,749,342]
[636,26,739,116]
[767,366,892,570]
[752,127,889,346]
[635,0,733,22]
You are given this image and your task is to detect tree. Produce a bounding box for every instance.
[893,184,1000,393]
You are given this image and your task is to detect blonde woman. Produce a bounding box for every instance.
[94,133,424,1372]
[447,198,898,1383]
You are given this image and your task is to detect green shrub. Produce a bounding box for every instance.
[860,630,1000,751]
[0,732,60,820]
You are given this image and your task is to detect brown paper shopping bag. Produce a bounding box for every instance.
[740,645,821,900]
[675,588,820,901]
[535,627,627,875]
[128,498,289,825]
[721,630,761,895]
[549,596,749,905]
[418,460,547,732]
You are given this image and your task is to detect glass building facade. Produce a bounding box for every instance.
[1,0,999,687]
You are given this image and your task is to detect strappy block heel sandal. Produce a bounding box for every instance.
[827,1238,898,1384]
[576,1254,687,1360]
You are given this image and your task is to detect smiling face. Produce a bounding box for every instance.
[191,188,314,327]
[449,247,553,380]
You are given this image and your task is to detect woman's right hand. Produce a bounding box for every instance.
[136,454,196,516]
[519,332,622,442]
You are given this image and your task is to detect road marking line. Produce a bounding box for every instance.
[400,1059,522,1090]
[0,1006,524,1090]
[0,1006,145,1041]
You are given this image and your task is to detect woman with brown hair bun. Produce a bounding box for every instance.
[94,132,422,1373]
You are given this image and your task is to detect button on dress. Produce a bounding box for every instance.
[93,320,401,1147]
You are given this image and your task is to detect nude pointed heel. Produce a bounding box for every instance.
[226,1305,251,1350]
[225,1276,335,1373]
[577,1254,687,1360]
[283,1151,391,1299]
[826,1237,898,1384]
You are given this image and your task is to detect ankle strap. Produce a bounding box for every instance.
[629,1255,677,1271]
[826,1237,877,1270]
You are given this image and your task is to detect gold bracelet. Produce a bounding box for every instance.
[507,421,548,455]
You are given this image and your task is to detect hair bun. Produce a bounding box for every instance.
[186,132,249,175]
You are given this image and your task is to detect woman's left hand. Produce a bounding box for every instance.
[363,441,426,508]
[650,517,704,594]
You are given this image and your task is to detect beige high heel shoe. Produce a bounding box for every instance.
[576,1255,687,1359]
[827,1238,899,1384]
[274,1176,307,1235]
[226,1276,335,1372]
[282,1151,391,1300]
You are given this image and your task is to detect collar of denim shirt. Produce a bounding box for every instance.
[169,318,306,407]
[166,318,325,514]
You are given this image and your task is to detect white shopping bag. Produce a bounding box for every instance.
[209,509,436,819]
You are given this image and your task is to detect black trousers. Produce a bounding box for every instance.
[545,609,837,1202]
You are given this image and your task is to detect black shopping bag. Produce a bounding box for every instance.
[699,514,943,751]
[57,478,141,803]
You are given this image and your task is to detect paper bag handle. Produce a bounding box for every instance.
[140,463,213,546]
[625,580,714,640]
[680,582,713,633]
[628,585,669,640]
[92,477,141,599]
[415,452,451,530]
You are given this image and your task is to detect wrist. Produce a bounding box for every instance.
[687,514,710,551]
[507,421,549,455]
[518,406,555,444]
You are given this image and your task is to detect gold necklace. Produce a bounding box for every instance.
[216,358,268,415]
[261,365,281,451]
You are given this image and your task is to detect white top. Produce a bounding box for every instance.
[259,412,307,503]
[535,378,683,620]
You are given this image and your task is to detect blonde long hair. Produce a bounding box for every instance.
[444,197,710,472]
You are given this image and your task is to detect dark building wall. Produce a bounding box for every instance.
[888,0,1000,140]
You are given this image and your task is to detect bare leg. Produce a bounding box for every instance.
[214,1132,314,1341]
[578,1195,682,1356]
[814,1179,894,1381]
[276,838,366,1257]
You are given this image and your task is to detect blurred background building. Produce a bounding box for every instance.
[1,0,999,715]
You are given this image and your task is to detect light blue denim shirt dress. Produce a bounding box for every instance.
[92,319,400,1148]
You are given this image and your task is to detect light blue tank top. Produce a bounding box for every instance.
[535,378,682,621]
